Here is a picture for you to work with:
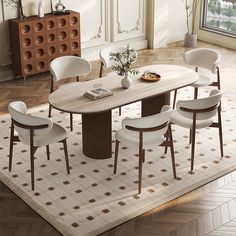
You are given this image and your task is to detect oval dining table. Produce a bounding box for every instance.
[48,64,199,160]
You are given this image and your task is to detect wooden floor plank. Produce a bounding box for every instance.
[1,41,236,235]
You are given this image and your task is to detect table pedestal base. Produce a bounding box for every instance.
[82,93,170,159]
[142,93,170,117]
[82,110,112,159]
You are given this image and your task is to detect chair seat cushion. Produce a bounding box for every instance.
[115,129,164,149]
[170,110,214,129]
[19,123,67,147]
[191,74,214,88]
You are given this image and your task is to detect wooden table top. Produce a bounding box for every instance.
[48,64,199,114]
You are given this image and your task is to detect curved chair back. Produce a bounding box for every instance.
[122,105,172,143]
[183,48,221,74]
[50,56,91,83]
[176,90,222,121]
[100,46,137,70]
[8,101,53,136]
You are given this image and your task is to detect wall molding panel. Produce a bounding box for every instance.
[112,0,145,42]
[80,0,107,48]
[0,0,148,81]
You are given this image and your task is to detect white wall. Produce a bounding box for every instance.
[0,0,190,81]
[0,0,147,81]
[168,0,187,43]
[151,0,187,49]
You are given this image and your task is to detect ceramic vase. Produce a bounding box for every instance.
[121,74,132,89]
[184,33,197,48]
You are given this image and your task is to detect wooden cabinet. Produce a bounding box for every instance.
[9,11,81,80]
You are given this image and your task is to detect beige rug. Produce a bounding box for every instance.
[0,87,235,236]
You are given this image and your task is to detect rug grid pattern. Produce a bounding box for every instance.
[0,87,235,236]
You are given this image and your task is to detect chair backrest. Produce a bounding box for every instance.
[8,101,53,136]
[183,48,221,74]
[122,105,172,142]
[49,56,91,83]
[176,90,222,121]
[100,46,137,70]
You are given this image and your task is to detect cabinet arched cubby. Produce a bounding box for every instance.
[9,11,81,81]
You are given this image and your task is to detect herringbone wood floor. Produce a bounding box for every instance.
[1,41,236,236]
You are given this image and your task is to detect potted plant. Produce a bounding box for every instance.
[183,0,200,47]
[3,0,25,20]
[109,46,139,89]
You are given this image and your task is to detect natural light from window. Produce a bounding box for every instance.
[202,0,236,36]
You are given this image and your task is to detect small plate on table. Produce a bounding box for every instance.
[141,72,161,82]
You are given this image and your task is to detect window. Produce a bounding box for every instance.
[202,0,236,36]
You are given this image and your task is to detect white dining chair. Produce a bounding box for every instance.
[49,56,91,131]
[114,105,177,194]
[170,90,223,172]
[99,46,138,115]
[173,48,221,107]
[8,101,70,191]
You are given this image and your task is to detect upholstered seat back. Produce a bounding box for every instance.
[176,90,222,121]
[121,105,172,143]
[100,46,137,70]
[50,56,91,83]
[183,48,221,74]
[8,101,53,136]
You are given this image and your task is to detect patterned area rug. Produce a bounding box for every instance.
[0,87,235,236]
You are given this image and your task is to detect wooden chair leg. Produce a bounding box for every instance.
[46,145,50,160]
[76,76,79,82]
[99,62,103,78]
[172,89,178,109]
[142,149,145,163]
[189,129,192,144]
[138,148,144,194]
[169,125,177,179]
[217,66,221,90]
[70,113,73,131]
[190,128,196,172]
[62,139,70,175]
[113,140,119,174]
[9,123,14,172]
[218,108,224,157]
[30,145,35,191]
[119,107,122,116]
[194,87,198,99]
[164,128,170,154]
[48,104,52,118]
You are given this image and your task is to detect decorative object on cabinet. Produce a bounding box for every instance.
[3,0,25,20]
[53,0,70,15]
[8,10,81,81]
[38,0,44,18]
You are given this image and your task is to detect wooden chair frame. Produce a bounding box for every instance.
[168,103,223,172]
[114,122,177,194]
[99,61,122,116]
[173,66,221,108]
[48,76,79,131]
[9,119,70,191]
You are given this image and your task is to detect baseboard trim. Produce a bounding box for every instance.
[0,65,14,82]
[81,39,148,61]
